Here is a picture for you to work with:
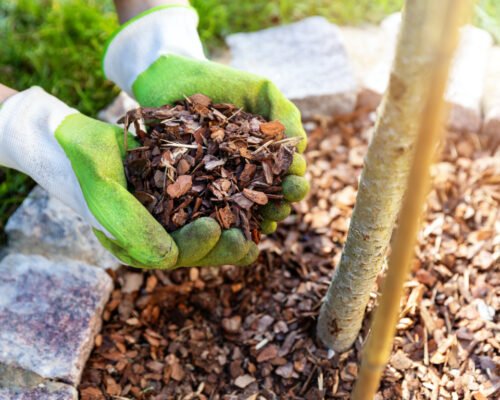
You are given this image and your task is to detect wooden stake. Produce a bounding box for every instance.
[352,0,472,398]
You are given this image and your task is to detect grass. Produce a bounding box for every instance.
[0,0,499,243]
[474,0,500,43]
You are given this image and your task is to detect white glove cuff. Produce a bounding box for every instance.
[104,6,206,96]
[0,87,109,235]
[0,87,76,171]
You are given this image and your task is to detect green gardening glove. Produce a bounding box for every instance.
[0,87,177,269]
[0,87,258,269]
[104,5,309,267]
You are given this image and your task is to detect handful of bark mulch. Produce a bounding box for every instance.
[120,94,299,243]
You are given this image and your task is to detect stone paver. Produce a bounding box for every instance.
[446,25,493,132]
[339,24,388,93]
[227,17,357,118]
[0,254,113,385]
[6,186,120,270]
[0,364,77,400]
[341,13,493,132]
[482,46,500,137]
[0,385,77,400]
[0,248,6,262]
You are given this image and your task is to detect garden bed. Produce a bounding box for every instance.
[80,98,498,399]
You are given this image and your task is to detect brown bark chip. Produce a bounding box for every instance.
[81,97,499,399]
[166,175,192,199]
[122,95,299,237]
[260,120,286,137]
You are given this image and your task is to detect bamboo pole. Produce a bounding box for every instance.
[351,1,472,398]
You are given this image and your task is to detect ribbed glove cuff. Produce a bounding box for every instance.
[0,87,76,171]
[103,6,205,97]
[0,87,108,234]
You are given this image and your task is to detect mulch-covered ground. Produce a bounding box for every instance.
[80,97,499,400]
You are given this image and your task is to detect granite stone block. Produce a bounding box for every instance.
[227,17,357,118]
[0,254,113,385]
[6,186,120,270]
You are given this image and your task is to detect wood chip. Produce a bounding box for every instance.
[222,316,242,334]
[242,188,269,205]
[234,374,256,388]
[256,344,278,362]
[166,175,192,198]
[260,120,286,137]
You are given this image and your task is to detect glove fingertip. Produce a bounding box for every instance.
[282,175,310,202]
[195,228,249,267]
[296,132,308,153]
[261,219,277,234]
[235,242,259,266]
[287,153,307,176]
[172,217,221,266]
[260,201,292,222]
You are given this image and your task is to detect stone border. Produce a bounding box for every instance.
[0,187,119,397]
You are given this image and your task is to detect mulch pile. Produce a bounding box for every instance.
[80,95,499,399]
[122,94,298,240]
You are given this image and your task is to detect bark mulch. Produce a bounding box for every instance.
[122,94,298,239]
[80,97,499,400]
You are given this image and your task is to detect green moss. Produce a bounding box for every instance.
[0,0,120,244]
[0,0,119,116]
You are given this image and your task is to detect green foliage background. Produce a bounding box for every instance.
[0,0,498,242]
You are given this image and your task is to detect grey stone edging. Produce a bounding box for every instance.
[227,16,358,119]
[6,186,121,271]
[0,254,113,388]
[1,14,499,400]
[0,364,77,400]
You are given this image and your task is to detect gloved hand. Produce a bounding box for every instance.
[103,5,309,266]
[0,86,250,269]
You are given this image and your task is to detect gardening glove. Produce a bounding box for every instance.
[103,5,309,265]
[0,86,183,269]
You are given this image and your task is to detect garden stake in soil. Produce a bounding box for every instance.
[121,94,300,243]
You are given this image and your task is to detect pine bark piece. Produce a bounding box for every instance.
[166,175,192,199]
[242,189,269,205]
[123,94,298,240]
[260,121,286,137]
